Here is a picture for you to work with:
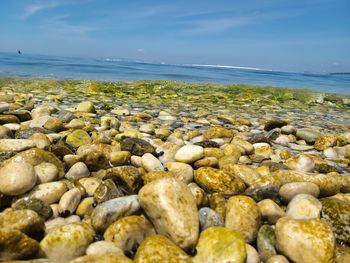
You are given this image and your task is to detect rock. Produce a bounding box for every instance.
[134,235,191,263]
[15,127,49,139]
[58,188,82,216]
[257,199,285,224]
[93,179,123,204]
[231,138,254,154]
[199,207,224,230]
[29,181,68,205]
[264,119,288,131]
[85,240,124,256]
[139,123,155,134]
[257,225,277,262]
[266,255,290,263]
[104,166,143,194]
[109,151,131,166]
[175,144,204,164]
[0,139,36,152]
[195,140,220,148]
[296,128,322,144]
[229,164,261,186]
[0,114,19,124]
[225,195,261,243]
[286,194,322,219]
[286,154,315,172]
[279,182,320,203]
[40,222,95,262]
[203,127,234,139]
[164,162,193,184]
[120,138,155,156]
[0,228,39,261]
[76,197,95,217]
[194,167,245,196]
[43,117,63,132]
[0,161,37,196]
[71,254,133,263]
[321,198,350,245]
[76,101,95,113]
[194,156,218,168]
[35,162,59,183]
[79,177,100,196]
[139,177,199,249]
[1,148,65,178]
[192,227,247,263]
[141,153,164,172]
[66,162,90,181]
[12,197,53,220]
[245,185,280,202]
[188,182,209,207]
[104,215,156,253]
[0,102,10,113]
[91,195,140,233]
[246,244,261,263]
[275,217,335,263]
[66,129,92,148]
[0,209,44,238]
[314,135,337,151]
[0,125,13,139]
[156,142,181,163]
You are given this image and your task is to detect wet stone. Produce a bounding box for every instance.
[120,138,155,156]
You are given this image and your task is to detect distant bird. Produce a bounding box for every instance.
[18,50,21,54]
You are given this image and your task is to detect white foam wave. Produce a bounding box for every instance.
[189,64,271,71]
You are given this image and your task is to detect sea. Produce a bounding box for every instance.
[0,52,349,95]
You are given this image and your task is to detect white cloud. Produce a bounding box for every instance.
[20,1,60,20]
[46,15,96,34]
[137,48,144,52]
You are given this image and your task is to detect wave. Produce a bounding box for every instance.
[187,64,271,71]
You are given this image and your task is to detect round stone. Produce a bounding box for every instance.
[225,195,261,243]
[175,144,204,163]
[0,162,37,196]
[35,162,59,183]
[286,194,322,220]
[279,182,320,203]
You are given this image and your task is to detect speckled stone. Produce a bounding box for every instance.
[192,227,247,263]
[275,217,335,263]
[139,177,199,250]
[225,195,261,243]
[40,222,95,262]
[134,235,191,263]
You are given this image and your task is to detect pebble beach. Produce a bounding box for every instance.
[0,78,350,263]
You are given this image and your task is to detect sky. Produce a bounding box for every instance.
[0,0,349,72]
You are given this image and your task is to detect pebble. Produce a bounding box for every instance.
[141,153,164,172]
[0,138,36,152]
[175,144,204,163]
[164,162,193,183]
[225,195,261,243]
[104,215,156,253]
[0,161,37,196]
[296,128,322,143]
[279,182,320,203]
[246,244,261,263]
[91,195,140,233]
[275,217,335,263]
[29,181,68,205]
[35,162,59,183]
[257,199,285,224]
[134,235,191,263]
[40,222,95,262]
[139,176,199,250]
[266,255,290,263]
[0,228,39,261]
[65,162,90,181]
[194,167,245,195]
[198,207,224,230]
[85,240,124,256]
[192,227,247,263]
[257,225,277,262]
[58,188,82,216]
[76,101,95,113]
[286,193,322,219]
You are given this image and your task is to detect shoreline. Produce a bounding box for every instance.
[0,78,350,261]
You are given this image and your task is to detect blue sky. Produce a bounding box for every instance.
[0,0,349,72]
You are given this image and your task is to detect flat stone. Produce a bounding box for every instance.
[175,144,204,164]
[0,139,36,152]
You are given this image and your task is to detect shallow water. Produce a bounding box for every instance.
[0,52,349,95]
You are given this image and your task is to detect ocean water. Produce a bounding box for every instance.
[0,52,349,95]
